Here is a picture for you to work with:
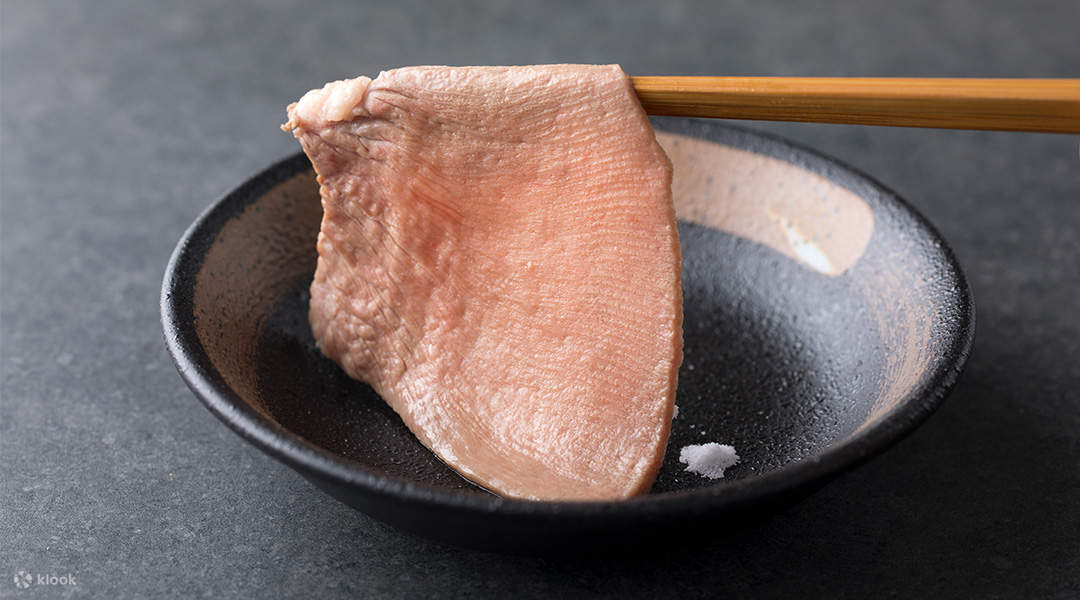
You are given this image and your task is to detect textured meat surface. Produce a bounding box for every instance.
[282,65,682,500]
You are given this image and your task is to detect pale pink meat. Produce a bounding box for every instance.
[283,65,682,500]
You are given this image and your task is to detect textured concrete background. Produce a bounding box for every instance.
[2,1,1078,597]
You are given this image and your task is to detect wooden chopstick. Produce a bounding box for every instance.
[631,77,1080,133]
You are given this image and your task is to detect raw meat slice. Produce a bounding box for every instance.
[282,65,682,500]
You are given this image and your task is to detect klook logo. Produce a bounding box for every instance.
[11,570,77,589]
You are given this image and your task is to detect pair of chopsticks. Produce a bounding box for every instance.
[632,77,1080,133]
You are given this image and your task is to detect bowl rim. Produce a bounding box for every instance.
[161,119,975,519]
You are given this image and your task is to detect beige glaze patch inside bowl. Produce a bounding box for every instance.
[655,130,938,430]
[656,132,874,276]
[648,131,937,431]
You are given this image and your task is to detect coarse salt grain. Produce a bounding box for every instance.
[679,443,739,479]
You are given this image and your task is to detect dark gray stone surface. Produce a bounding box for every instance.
[2,1,1077,597]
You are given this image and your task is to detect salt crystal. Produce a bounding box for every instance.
[672,405,679,419]
[679,443,740,479]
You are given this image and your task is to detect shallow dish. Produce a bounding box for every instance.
[161,119,973,551]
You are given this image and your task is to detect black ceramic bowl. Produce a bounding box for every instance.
[162,119,973,551]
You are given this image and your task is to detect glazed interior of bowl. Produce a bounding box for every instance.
[180,119,969,498]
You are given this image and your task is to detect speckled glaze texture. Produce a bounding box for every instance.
[161,118,974,551]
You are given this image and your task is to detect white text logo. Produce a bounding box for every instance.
[11,570,78,589]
